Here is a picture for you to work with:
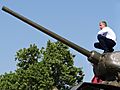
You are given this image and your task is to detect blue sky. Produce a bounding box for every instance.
[0,0,120,82]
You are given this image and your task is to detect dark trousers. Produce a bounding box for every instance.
[94,35,116,52]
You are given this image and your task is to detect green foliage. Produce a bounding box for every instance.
[42,41,84,89]
[0,41,84,90]
[0,72,19,90]
[15,44,41,69]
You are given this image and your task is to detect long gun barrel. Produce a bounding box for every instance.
[2,6,101,64]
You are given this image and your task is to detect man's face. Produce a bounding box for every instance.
[99,22,106,30]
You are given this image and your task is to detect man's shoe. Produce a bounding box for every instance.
[110,48,114,52]
[104,49,114,53]
[103,50,109,53]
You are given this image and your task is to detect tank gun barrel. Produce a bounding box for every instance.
[2,6,102,64]
[2,6,91,56]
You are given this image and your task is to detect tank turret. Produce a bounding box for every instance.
[2,6,120,87]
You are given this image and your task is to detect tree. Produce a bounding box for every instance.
[0,41,84,90]
[0,72,19,90]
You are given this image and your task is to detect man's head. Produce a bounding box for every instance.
[99,21,107,30]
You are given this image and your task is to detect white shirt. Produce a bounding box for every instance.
[98,27,116,42]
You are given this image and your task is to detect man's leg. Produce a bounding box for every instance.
[97,35,109,52]
[97,35,116,52]
[94,42,104,50]
[106,38,116,52]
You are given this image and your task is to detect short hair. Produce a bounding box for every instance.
[100,21,107,27]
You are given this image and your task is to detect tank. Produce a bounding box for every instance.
[2,6,120,89]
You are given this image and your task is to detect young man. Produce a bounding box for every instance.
[94,21,116,53]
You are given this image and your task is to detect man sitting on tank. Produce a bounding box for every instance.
[94,21,116,53]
